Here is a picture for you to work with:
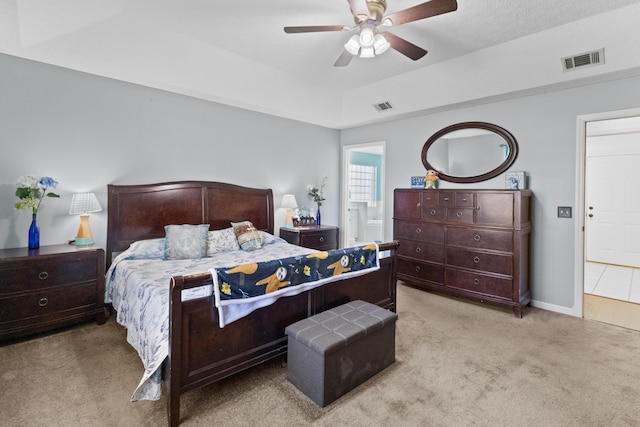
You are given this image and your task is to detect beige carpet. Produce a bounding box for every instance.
[2,283,640,427]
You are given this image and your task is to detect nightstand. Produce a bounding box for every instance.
[280,225,339,251]
[0,244,106,342]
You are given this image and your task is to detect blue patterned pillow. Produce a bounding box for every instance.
[207,227,240,255]
[164,224,210,260]
[231,221,264,251]
[128,238,166,259]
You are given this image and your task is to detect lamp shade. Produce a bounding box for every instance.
[69,193,102,215]
[69,193,102,245]
[281,194,298,209]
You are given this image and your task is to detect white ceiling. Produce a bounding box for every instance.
[2,0,640,129]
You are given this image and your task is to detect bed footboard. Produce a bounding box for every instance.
[166,241,399,427]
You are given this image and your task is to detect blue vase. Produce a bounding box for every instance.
[316,207,321,226]
[28,213,40,249]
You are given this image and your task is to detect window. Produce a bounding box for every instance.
[349,164,376,204]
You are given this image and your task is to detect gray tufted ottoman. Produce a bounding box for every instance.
[285,300,398,406]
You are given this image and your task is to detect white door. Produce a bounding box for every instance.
[585,154,640,268]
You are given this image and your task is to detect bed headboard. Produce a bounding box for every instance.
[106,181,274,268]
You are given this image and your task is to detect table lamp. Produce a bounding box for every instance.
[69,192,102,245]
[281,194,298,228]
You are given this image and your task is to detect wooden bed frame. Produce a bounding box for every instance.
[106,181,399,427]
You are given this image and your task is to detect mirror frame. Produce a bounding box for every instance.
[421,121,519,184]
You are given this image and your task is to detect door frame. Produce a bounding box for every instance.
[574,107,640,317]
[341,141,386,248]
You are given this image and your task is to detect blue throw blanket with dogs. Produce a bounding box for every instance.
[210,243,379,327]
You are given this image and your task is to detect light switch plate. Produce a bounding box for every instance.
[558,206,572,218]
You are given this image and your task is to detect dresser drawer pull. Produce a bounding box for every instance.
[461,198,467,202]
[415,266,421,272]
[38,271,49,280]
[473,234,481,241]
[473,278,480,286]
[430,209,437,216]
[456,211,463,218]
[415,247,421,253]
[319,237,324,242]
[415,228,422,234]
[473,256,481,264]
[443,197,450,201]
[38,298,49,307]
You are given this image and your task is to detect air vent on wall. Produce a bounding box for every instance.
[373,101,393,112]
[562,48,604,72]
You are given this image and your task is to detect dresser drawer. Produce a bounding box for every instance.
[447,228,513,252]
[397,240,444,263]
[445,268,512,300]
[0,256,98,294]
[421,205,445,221]
[0,282,97,323]
[398,259,444,284]
[394,220,445,244]
[446,247,512,276]
[446,208,474,224]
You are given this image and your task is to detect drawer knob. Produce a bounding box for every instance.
[473,234,481,241]
[474,256,481,264]
[319,237,324,242]
[462,198,467,202]
[38,297,49,307]
[415,266,421,272]
[38,271,49,280]
[473,278,480,286]
[430,209,437,216]
[415,228,422,234]
[456,211,463,218]
[415,247,421,253]
[443,197,450,201]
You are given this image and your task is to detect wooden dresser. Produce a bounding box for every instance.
[0,244,106,341]
[393,189,532,317]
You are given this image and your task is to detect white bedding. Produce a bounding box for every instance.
[105,233,314,401]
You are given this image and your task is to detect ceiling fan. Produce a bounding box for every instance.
[284,0,458,67]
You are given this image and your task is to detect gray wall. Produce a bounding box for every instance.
[0,54,339,250]
[341,75,640,312]
[3,51,640,314]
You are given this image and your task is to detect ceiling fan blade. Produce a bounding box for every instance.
[334,50,355,67]
[347,0,371,21]
[284,25,348,34]
[383,0,457,26]
[384,32,428,60]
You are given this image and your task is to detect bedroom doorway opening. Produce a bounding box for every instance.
[576,109,640,330]
[341,142,385,248]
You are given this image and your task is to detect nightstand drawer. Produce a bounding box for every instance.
[0,282,97,323]
[301,230,337,250]
[0,256,98,294]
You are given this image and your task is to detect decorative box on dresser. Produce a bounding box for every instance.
[393,189,532,317]
[279,225,339,251]
[0,244,106,341]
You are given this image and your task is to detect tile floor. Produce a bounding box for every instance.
[584,262,640,303]
[584,262,640,331]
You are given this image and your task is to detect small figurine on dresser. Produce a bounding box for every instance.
[424,169,439,189]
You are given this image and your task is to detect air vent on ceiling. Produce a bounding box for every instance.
[373,101,393,112]
[561,48,604,72]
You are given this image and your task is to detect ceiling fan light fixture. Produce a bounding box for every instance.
[373,34,390,54]
[344,35,361,55]
[359,27,375,47]
[360,46,375,58]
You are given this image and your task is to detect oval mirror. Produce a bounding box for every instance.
[421,122,518,183]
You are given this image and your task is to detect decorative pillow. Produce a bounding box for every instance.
[127,238,166,259]
[164,224,210,260]
[207,227,240,255]
[231,221,264,251]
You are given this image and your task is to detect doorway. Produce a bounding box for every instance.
[341,142,385,248]
[576,111,640,329]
